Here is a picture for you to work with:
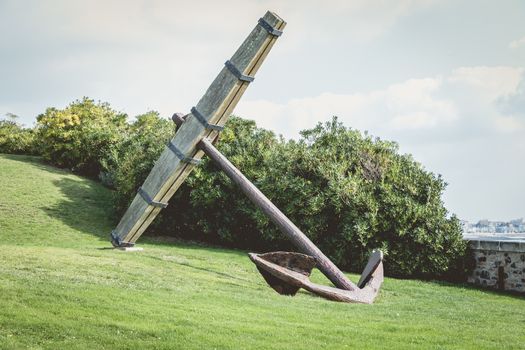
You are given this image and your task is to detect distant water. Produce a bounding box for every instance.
[463,232,525,242]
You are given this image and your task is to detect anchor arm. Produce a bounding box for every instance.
[198,138,358,291]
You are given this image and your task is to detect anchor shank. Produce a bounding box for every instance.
[199,138,357,291]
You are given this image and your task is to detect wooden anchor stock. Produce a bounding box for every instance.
[110,11,286,247]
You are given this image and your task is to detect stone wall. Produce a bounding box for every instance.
[467,239,525,293]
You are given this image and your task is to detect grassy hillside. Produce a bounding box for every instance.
[0,154,524,349]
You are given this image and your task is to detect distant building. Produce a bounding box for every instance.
[462,218,525,234]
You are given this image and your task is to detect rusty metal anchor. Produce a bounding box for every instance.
[249,251,383,304]
[199,138,384,303]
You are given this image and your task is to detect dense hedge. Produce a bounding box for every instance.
[35,98,128,178]
[0,99,467,279]
[154,118,466,279]
[0,115,37,155]
[103,111,175,210]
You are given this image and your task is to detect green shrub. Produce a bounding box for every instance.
[0,114,37,155]
[104,111,175,212]
[155,117,466,279]
[35,98,127,178]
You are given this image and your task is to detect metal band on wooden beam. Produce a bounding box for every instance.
[167,141,201,165]
[258,18,283,37]
[110,230,134,247]
[191,107,224,132]
[111,230,122,246]
[225,60,255,82]
[137,187,168,208]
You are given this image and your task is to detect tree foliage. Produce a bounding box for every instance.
[0,114,37,155]
[36,97,127,177]
[104,111,175,210]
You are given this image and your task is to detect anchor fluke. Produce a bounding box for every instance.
[249,250,384,304]
[249,251,316,296]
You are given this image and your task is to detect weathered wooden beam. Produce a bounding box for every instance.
[111,11,286,246]
[198,138,358,291]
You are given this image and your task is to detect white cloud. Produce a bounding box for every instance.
[494,116,524,133]
[385,78,457,129]
[0,0,439,124]
[237,65,525,139]
[497,74,525,120]
[263,0,437,44]
[0,0,435,51]
[509,36,525,49]
[448,66,524,101]
[237,76,456,138]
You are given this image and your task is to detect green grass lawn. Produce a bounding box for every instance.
[0,154,524,349]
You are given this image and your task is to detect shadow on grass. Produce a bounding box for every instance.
[41,176,115,242]
[144,235,248,257]
[426,279,525,300]
[146,254,252,284]
[1,154,70,176]
[40,167,249,257]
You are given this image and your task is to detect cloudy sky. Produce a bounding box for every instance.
[1,0,524,221]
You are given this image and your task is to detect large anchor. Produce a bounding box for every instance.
[110,11,384,303]
[199,138,384,304]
